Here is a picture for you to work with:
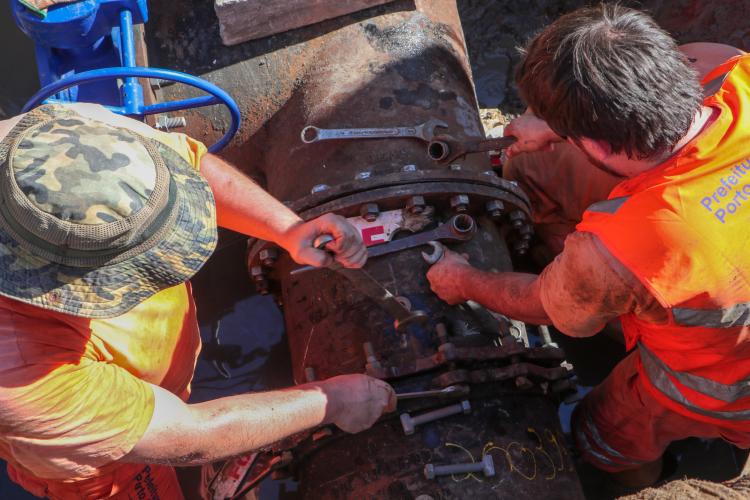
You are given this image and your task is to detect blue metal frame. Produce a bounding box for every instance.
[23,67,242,153]
[13,0,241,153]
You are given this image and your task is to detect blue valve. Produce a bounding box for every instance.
[12,0,240,153]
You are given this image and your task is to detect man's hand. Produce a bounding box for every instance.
[317,374,396,433]
[281,213,367,269]
[505,109,563,159]
[426,248,474,305]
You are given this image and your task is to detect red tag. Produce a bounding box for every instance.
[361,226,386,246]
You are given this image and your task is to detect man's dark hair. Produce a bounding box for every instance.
[515,3,703,159]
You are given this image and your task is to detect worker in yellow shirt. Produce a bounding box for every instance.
[0,102,394,499]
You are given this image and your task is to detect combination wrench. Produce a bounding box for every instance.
[427,135,518,163]
[291,214,476,276]
[301,119,449,144]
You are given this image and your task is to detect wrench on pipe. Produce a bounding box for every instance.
[301,119,449,144]
[291,214,476,276]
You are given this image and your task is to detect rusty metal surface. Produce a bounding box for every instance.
[146,1,583,498]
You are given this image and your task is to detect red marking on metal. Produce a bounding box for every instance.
[362,226,386,246]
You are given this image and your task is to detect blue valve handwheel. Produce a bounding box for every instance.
[22,66,241,153]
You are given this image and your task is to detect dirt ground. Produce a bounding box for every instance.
[459,0,750,114]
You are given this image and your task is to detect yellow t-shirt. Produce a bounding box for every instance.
[0,105,208,499]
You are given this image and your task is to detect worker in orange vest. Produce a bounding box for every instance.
[425,3,749,488]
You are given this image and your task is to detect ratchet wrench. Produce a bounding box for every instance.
[301,119,449,144]
[291,214,476,276]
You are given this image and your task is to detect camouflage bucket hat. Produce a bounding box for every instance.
[0,104,217,318]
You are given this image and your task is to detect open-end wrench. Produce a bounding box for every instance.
[427,135,518,163]
[301,119,449,144]
[396,385,469,401]
[312,235,428,331]
[291,214,476,275]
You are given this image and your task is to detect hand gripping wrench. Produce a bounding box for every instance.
[312,235,428,331]
[291,214,476,276]
[301,119,449,144]
[422,241,501,336]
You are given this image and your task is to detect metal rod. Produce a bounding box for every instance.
[141,95,222,115]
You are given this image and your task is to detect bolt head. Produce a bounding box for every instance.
[482,455,496,477]
[406,195,426,214]
[360,203,380,222]
[486,200,505,219]
[311,184,329,194]
[259,248,279,267]
[400,413,415,435]
[250,265,265,279]
[460,400,471,414]
[449,164,462,171]
[254,279,270,295]
[402,164,417,172]
[424,464,436,480]
[355,171,372,180]
[450,194,470,212]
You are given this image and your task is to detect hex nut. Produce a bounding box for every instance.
[424,464,436,480]
[250,265,265,280]
[486,199,505,219]
[460,400,471,414]
[482,455,496,477]
[259,248,279,267]
[509,210,526,229]
[406,195,426,214]
[400,413,415,435]
[450,194,470,213]
[360,203,380,222]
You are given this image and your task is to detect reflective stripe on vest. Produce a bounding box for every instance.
[639,343,750,420]
[585,196,630,214]
[673,303,750,328]
[703,72,730,97]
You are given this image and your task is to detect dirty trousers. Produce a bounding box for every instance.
[504,144,750,471]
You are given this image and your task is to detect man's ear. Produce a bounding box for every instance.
[578,137,612,162]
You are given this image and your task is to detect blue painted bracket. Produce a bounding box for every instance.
[12,0,240,152]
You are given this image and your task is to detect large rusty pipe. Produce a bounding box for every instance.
[149,1,583,497]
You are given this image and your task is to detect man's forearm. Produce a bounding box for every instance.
[125,384,329,466]
[200,153,303,243]
[459,268,551,325]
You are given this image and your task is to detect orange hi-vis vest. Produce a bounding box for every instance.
[577,54,750,427]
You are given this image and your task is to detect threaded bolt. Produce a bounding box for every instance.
[509,210,526,229]
[424,455,495,480]
[155,116,186,130]
[360,203,380,222]
[486,200,505,219]
[259,248,279,267]
[406,196,426,214]
[450,194,470,213]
